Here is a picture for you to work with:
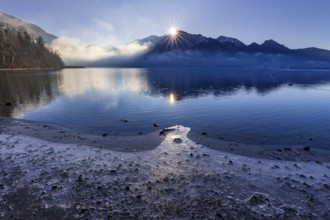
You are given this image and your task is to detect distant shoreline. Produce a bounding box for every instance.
[63,66,86,68]
[1,66,330,71]
[0,67,63,71]
[0,66,87,71]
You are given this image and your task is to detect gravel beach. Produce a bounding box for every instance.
[0,118,329,219]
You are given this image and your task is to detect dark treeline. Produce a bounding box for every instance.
[0,29,64,68]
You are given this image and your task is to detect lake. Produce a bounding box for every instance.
[1,67,330,150]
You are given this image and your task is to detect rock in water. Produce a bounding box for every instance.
[173,138,183,144]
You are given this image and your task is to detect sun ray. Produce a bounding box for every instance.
[160,17,192,51]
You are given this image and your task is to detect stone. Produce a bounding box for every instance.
[78,174,83,182]
[247,192,270,205]
[272,165,280,169]
[303,146,310,151]
[110,169,117,175]
[159,128,175,136]
[61,171,69,178]
[173,138,182,144]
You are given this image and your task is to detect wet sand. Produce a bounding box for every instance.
[188,132,330,162]
[1,118,330,219]
[0,118,164,152]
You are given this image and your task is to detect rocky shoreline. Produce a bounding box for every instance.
[0,118,330,219]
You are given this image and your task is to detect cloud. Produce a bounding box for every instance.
[92,18,114,32]
[51,36,153,66]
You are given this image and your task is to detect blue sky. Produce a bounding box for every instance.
[1,0,330,49]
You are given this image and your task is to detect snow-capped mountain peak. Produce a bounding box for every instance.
[175,31,208,44]
[217,36,246,47]
[261,39,288,50]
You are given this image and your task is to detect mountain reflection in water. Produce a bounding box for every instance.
[1,67,330,149]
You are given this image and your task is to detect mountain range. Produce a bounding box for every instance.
[136,30,330,65]
[1,11,330,68]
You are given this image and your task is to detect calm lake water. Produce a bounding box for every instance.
[1,67,330,149]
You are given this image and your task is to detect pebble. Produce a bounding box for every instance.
[303,146,310,151]
[62,171,69,178]
[272,165,280,169]
[109,169,117,175]
[78,174,84,182]
[247,192,270,205]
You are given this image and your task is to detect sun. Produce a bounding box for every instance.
[169,27,178,37]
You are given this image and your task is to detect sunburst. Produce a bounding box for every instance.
[169,27,178,37]
[162,18,191,50]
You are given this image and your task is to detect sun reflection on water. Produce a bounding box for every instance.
[168,92,176,104]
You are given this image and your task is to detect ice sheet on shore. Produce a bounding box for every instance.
[1,125,330,219]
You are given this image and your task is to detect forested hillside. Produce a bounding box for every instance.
[0,29,64,68]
